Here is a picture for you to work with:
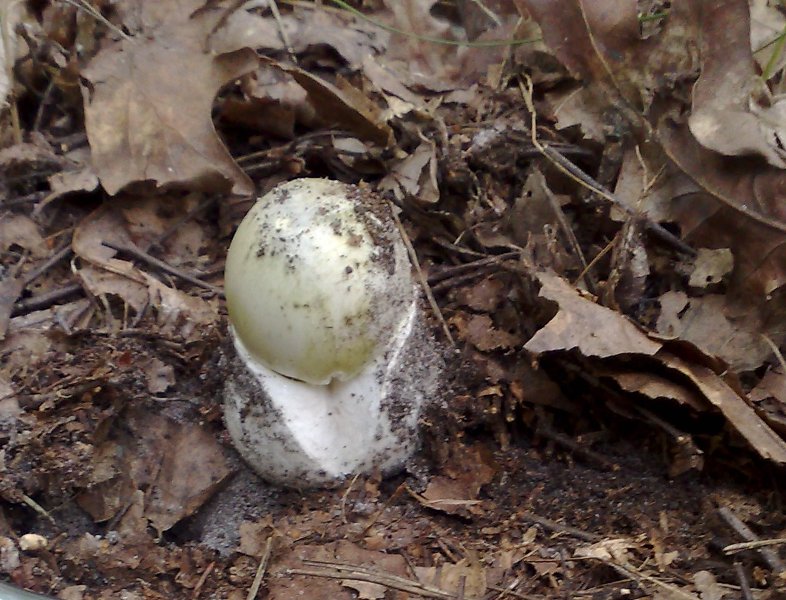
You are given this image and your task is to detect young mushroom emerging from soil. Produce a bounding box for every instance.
[223,178,443,487]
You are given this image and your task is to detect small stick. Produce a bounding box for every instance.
[388,204,455,347]
[102,241,224,297]
[191,561,215,600]
[718,506,786,576]
[270,0,297,63]
[22,243,73,286]
[761,334,786,374]
[724,538,786,553]
[21,494,55,525]
[519,510,600,542]
[341,473,360,524]
[536,423,618,472]
[539,179,595,294]
[12,283,83,316]
[246,537,274,600]
[359,483,405,538]
[518,76,695,258]
[734,562,754,600]
[427,252,520,284]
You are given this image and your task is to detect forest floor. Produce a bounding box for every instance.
[1,1,786,599]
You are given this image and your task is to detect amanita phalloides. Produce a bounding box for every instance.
[223,178,442,487]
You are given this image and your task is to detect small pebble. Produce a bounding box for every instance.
[19,533,47,552]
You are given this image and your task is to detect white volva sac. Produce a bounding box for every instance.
[223,178,442,487]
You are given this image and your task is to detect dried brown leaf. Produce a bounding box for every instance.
[144,420,231,533]
[657,351,786,464]
[269,59,393,147]
[658,122,786,297]
[379,140,439,202]
[656,292,770,371]
[73,204,218,338]
[81,10,257,195]
[414,560,487,598]
[524,271,661,357]
[688,0,786,167]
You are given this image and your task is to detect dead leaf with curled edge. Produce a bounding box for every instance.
[81,5,257,195]
[265,58,393,148]
[688,0,786,168]
[656,291,771,372]
[79,408,231,534]
[525,0,786,322]
[657,122,786,297]
[524,271,662,358]
[379,139,439,203]
[524,270,786,466]
[417,444,497,517]
[520,0,700,123]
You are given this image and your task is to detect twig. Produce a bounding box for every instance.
[282,0,541,48]
[761,334,786,374]
[21,494,55,525]
[427,252,520,284]
[269,0,297,63]
[519,510,600,542]
[290,560,460,599]
[536,423,619,472]
[596,558,699,600]
[246,537,274,600]
[489,577,539,600]
[59,0,133,41]
[718,506,786,576]
[1,191,49,207]
[724,537,786,554]
[539,176,595,293]
[388,203,455,347]
[22,242,73,286]
[101,241,224,297]
[32,78,55,132]
[341,473,360,525]
[734,562,754,600]
[12,283,83,316]
[518,76,695,258]
[358,483,405,538]
[433,237,488,259]
[191,561,214,600]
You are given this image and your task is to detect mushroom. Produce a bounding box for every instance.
[223,179,443,487]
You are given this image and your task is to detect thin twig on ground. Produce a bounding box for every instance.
[519,511,600,543]
[388,204,455,347]
[518,75,695,258]
[191,561,214,600]
[290,559,461,600]
[102,241,224,297]
[734,562,754,600]
[12,283,83,316]
[718,506,786,576]
[246,537,274,600]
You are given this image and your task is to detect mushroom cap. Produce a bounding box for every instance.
[224,179,415,385]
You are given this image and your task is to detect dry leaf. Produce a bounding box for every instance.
[81,8,257,195]
[414,559,487,598]
[524,271,662,357]
[657,351,786,465]
[688,1,786,167]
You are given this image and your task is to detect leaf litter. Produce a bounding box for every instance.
[1,0,786,598]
